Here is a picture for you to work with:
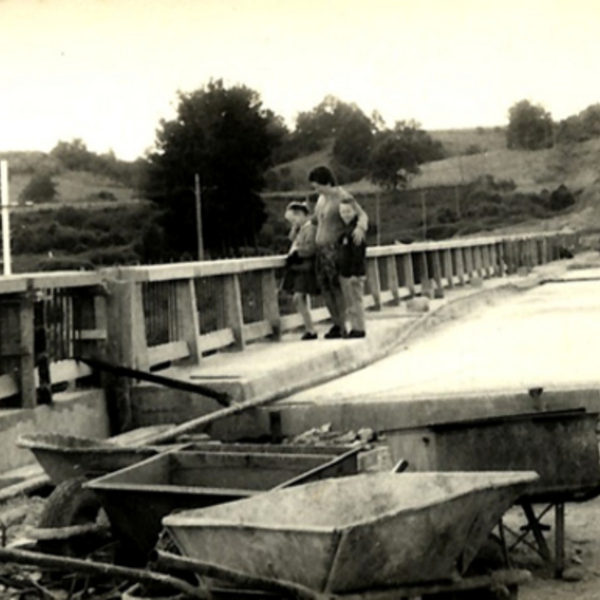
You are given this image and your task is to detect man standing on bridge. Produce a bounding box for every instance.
[308,166,368,339]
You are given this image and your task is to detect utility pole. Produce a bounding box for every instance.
[1,160,11,275]
[194,173,204,261]
[421,190,427,241]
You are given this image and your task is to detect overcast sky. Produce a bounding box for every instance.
[1,0,599,161]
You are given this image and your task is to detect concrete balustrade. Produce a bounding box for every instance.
[0,231,579,410]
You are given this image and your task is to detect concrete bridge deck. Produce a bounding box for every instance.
[206,254,600,440]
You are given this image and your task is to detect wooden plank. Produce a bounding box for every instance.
[35,359,94,387]
[27,272,102,289]
[309,306,330,324]
[280,313,304,333]
[243,320,273,342]
[198,329,235,353]
[0,278,28,294]
[223,274,245,351]
[366,258,382,311]
[174,279,201,365]
[147,341,190,367]
[0,373,18,400]
[76,329,108,340]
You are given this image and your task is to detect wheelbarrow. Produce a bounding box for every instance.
[84,444,364,562]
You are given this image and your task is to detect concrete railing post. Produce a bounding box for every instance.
[366,258,382,310]
[174,279,201,365]
[223,274,245,350]
[385,256,400,305]
[454,247,466,286]
[431,251,444,298]
[443,249,454,289]
[18,292,36,408]
[401,253,416,297]
[261,269,281,339]
[419,252,432,297]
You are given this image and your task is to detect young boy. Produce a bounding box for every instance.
[337,198,367,338]
[282,202,320,340]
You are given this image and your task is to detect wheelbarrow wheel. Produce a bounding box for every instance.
[35,476,108,556]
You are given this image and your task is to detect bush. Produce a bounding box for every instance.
[548,184,575,211]
[20,173,58,204]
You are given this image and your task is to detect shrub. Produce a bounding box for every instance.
[20,173,58,204]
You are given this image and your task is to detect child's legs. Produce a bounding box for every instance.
[343,276,366,331]
[293,292,315,333]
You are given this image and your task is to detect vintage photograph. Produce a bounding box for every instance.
[1,1,600,598]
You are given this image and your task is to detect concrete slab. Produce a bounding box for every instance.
[131,273,538,427]
[279,279,600,405]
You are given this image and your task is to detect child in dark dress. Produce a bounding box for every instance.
[337,199,367,338]
[283,202,320,340]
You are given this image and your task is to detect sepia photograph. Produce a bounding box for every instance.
[1,1,600,598]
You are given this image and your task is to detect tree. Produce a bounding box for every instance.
[20,173,58,204]
[506,100,554,150]
[289,96,375,169]
[368,121,446,189]
[143,80,283,257]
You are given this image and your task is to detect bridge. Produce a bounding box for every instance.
[0,230,583,491]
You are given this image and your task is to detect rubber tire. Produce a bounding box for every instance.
[38,477,101,529]
[37,476,104,556]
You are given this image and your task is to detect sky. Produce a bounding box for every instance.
[1,0,600,161]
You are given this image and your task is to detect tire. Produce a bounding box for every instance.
[38,477,101,529]
[36,476,105,556]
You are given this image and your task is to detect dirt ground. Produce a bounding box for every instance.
[505,497,600,600]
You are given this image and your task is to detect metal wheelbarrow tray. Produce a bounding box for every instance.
[16,426,177,486]
[163,471,538,595]
[85,445,362,558]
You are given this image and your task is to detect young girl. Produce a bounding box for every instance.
[282,202,320,340]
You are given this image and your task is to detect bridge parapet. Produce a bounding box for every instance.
[0,231,579,409]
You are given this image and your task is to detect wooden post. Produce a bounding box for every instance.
[482,245,492,278]
[443,249,454,289]
[106,280,149,371]
[474,245,484,278]
[223,274,245,350]
[490,243,499,277]
[18,294,35,408]
[401,253,415,297]
[261,269,281,339]
[175,279,201,365]
[455,248,466,286]
[431,251,444,298]
[419,252,432,297]
[464,247,474,280]
[386,256,400,305]
[366,258,382,310]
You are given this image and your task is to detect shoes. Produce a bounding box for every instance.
[345,330,366,339]
[324,325,344,339]
[301,332,318,341]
